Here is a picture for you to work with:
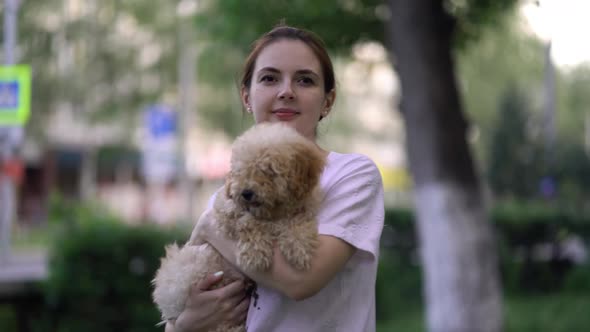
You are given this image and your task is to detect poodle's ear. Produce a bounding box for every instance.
[292,142,326,194]
[306,145,326,188]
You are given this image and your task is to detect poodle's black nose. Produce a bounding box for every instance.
[241,189,254,201]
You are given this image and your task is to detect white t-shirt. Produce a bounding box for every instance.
[242,152,385,332]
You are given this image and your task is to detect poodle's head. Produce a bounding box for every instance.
[225,123,325,219]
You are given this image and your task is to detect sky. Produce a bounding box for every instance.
[521,0,590,67]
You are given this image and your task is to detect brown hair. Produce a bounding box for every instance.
[240,25,336,95]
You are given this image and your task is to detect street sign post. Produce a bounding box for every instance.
[1,0,24,262]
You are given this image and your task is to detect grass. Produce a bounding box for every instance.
[0,307,16,332]
[377,305,425,332]
[11,224,51,252]
[504,293,590,332]
[377,293,590,332]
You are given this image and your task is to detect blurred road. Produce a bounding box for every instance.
[0,251,47,297]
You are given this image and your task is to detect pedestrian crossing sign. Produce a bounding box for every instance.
[0,65,31,125]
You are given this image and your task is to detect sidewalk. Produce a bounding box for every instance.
[0,250,47,298]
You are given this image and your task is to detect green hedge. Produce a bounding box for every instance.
[6,198,588,330]
[377,203,590,303]
[32,199,189,332]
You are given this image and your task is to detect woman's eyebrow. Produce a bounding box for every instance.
[257,67,319,76]
[296,69,320,77]
[257,67,280,73]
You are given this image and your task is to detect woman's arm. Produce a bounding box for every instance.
[199,210,355,301]
[194,155,382,301]
[165,321,175,332]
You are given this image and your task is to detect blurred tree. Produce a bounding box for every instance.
[558,66,590,145]
[457,14,545,163]
[194,0,521,331]
[487,85,542,199]
[485,77,590,207]
[387,1,508,331]
[458,11,590,208]
[549,143,590,209]
[14,0,185,200]
[16,0,180,141]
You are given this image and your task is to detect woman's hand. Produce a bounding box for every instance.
[172,271,250,332]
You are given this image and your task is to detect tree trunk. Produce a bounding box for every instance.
[80,148,97,202]
[387,1,503,331]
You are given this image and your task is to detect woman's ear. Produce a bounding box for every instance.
[241,87,251,112]
[323,89,336,114]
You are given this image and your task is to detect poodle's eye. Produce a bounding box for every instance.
[261,166,276,177]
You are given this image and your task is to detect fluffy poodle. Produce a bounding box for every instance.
[152,123,326,331]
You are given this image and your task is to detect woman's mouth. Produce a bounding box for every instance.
[272,109,299,121]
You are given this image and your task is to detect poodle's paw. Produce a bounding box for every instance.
[237,242,273,271]
[279,242,313,271]
[278,236,317,271]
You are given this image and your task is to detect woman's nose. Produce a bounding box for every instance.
[278,83,295,100]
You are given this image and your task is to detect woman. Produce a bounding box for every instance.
[167,25,384,332]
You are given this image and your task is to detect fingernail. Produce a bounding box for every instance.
[214,271,224,277]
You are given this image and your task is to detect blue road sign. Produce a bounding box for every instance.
[0,82,19,109]
[144,104,177,138]
[141,104,179,184]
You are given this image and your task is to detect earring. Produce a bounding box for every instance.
[246,106,252,113]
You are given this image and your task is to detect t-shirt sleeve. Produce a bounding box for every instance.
[206,189,219,210]
[317,154,385,260]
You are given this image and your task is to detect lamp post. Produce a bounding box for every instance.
[0,0,20,262]
[176,0,199,224]
[523,0,557,197]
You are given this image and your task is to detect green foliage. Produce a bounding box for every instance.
[487,85,543,199]
[376,251,422,320]
[17,0,179,140]
[196,0,387,54]
[0,307,16,332]
[37,198,188,332]
[482,71,590,206]
[503,294,590,332]
[458,13,590,203]
[378,204,590,329]
[377,293,590,331]
[547,143,590,208]
[556,66,590,144]
[196,0,518,54]
[487,134,590,208]
[457,13,545,159]
[447,0,520,49]
[381,204,590,296]
[563,264,590,293]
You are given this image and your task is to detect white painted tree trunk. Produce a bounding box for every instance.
[387,1,504,331]
[414,182,502,332]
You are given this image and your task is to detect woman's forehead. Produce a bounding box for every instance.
[254,39,322,74]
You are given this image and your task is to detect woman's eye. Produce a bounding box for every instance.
[298,76,315,86]
[260,75,276,83]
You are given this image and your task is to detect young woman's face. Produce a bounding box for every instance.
[242,39,335,141]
